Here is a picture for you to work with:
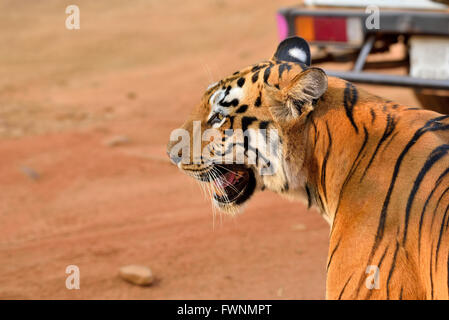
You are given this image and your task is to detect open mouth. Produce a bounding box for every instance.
[198,164,256,205]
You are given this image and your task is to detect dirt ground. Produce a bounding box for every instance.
[0,0,421,299]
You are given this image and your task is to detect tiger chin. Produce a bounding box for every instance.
[167,37,449,300]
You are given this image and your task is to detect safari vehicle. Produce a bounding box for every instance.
[277,0,449,113]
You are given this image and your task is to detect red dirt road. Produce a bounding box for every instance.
[0,1,420,299]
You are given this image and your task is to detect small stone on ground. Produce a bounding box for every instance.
[119,265,153,286]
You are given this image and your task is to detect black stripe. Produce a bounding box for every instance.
[259,121,269,131]
[320,122,332,204]
[237,77,245,87]
[234,142,269,165]
[310,119,318,147]
[447,250,449,296]
[251,71,259,83]
[255,92,262,107]
[430,242,435,299]
[219,97,239,108]
[343,82,359,134]
[360,113,397,182]
[386,241,400,299]
[259,121,270,144]
[431,187,449,229]
[241,116,257,132]
[251,64,264,72]
[445,205,449,231]
[240,117,261,165]
[435,205,449,273]
[370,109,376,124]
[327,238,341,271]
[305,184,312,209]
[378,244,390,268]
[228,116,235,130]
[418,167,449,254]
[333,126,369,221]
[403,144,449,244]
[372,116,449,255]
[235,104,248,113]
[381,131,399,155]
[338,274,354,300]
[263,67,271,84]
[278,63,291,79]
[368,115,449,296]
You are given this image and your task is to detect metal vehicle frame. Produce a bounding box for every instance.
[278,7,449,90]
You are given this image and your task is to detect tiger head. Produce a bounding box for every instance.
[167,37,328,213]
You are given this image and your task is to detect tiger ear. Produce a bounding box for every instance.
[267,67,327,122]
[272,36,311,66]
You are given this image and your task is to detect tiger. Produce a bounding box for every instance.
[166,36,449,300]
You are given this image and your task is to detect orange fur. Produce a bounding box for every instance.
[168,57,449,299]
